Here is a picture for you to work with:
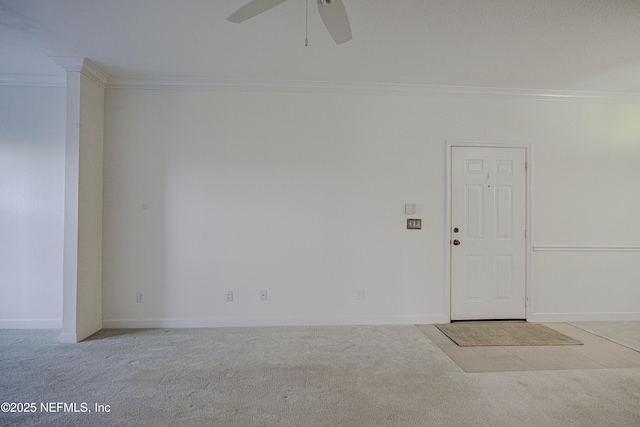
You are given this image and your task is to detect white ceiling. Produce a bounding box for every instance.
[1,0,640,92]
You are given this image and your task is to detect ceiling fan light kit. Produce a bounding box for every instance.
[228,0,352,45]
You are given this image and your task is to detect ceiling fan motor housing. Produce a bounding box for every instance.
[229,0,351,44]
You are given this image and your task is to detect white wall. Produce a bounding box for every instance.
[2,84,636,333]
[530,102,640,321]
[0,85,65,328]
[102,87,640,327]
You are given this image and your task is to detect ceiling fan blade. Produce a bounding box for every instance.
[317,0,352,44]
[227,0,289,23]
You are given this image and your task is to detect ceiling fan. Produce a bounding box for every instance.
[227,0,352,44]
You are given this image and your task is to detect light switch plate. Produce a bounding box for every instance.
[405,204,417,215]
[407,218,422,230]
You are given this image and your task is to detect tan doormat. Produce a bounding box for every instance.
[436,321,582,347]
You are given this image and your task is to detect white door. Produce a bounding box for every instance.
[450,146,526,320]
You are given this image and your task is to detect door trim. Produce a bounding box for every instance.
[444,141,533,322]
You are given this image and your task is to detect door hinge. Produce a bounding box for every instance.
[525,296,529,307]
[525,162,528,171]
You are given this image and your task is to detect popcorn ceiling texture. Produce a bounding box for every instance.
[2,0,640,92]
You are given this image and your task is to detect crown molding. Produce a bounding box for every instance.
[81,59,109,87]
[0,74,66,87]
[49,56,85,72]
[106,77,640,103]
[49,56,109,88]
[4,72,639,103]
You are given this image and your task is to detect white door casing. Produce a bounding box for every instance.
[450,146,527,320]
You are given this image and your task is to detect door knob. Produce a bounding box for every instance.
[453,239,461,246]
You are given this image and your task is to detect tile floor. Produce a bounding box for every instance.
[416,322,640,373]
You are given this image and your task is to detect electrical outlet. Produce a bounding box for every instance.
[407,218,422,230]
[224,291,233,302]
[259,290,268,301]
[356,290,365,300]
[136,292,144,303]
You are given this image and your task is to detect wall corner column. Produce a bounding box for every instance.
[52,57,107,343]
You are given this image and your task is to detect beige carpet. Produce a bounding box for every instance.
[4,325,640,426]
[436,321,583,347]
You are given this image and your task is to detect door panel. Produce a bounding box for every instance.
[451,147,526,320]
[495,185,513,239]
[465,256,483,300]
[495,255,513,300]
[466,185,483,238]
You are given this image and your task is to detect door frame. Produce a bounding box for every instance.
[444,140,533,322]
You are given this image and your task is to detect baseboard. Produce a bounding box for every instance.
[528,312,640,322]
[0,319,62,329]
[102,314,448,329]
